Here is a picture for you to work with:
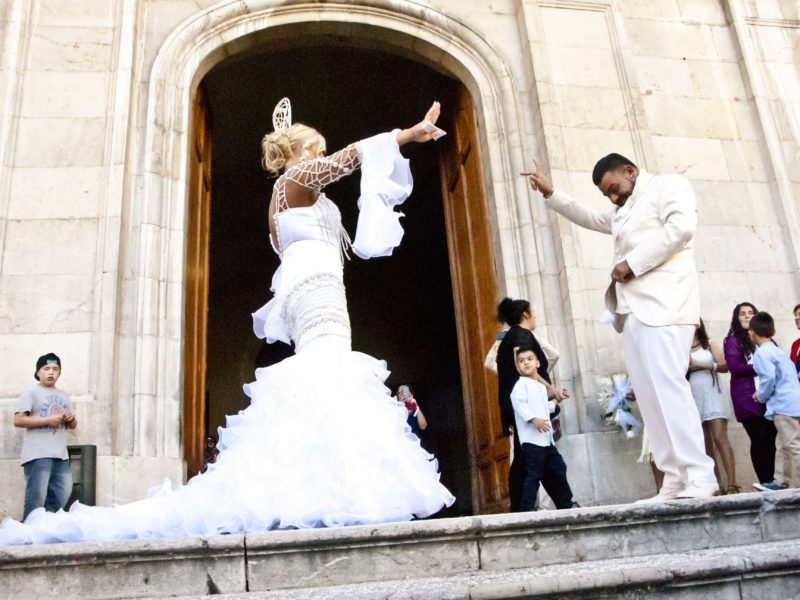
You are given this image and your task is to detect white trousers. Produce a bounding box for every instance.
[623,314,716,489]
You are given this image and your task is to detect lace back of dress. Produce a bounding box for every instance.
[273,147,361,263]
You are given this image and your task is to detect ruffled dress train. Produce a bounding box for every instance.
[0,131,454,546]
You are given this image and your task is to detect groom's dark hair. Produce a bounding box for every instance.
[592,153,638,185]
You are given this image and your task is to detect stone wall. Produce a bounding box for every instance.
[0,0,797,518]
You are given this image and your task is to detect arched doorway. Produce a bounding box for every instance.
[203,45,476,517]
[138,7,521,516]
[184,43,504,516]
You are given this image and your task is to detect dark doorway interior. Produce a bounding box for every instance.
[202,45,472,516]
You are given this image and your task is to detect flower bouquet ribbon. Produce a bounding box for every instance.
[596,373,642,438]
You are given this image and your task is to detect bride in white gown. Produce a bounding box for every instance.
[0,100,454,545]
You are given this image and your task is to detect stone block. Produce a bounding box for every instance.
[781,139,800,182]
[477,495,767,572]
[745,182,782,227]
[627,19,714,60]
[0,397,25,458]
[769,98,800,142]
[560,128,638,173]
[709,24,741,62]
[540,7,613,50]
[245,518,480,591]
[95,456,185,507]
[0,332,92,397]
[643,95,738,140]
[696,268,755,318]
[693,179,757,227]
[758,488,800,542]
[620,0,682,21]
[584,431,653,503]
[1,218,98,275]
[739,571,800,599]
[549,85,629,131]
[27,25,113,72]
[676,0,727,25]
[575,228,614,270]
[37,0,114,27]
[695,225,793,273]
[686,60,748,100]
[563,170,608,207]
[0,273,95,334]
[651,135,730,180]
[547,45,619,89]
[0,459,24,520]
[134,335,159,397]
[0,535,247,599]
[13,117,107,168]
[9,167,104,220]
[146,0,211,45]
[549,434,594,501]
[751,24,798,63]
[20,71,109,119]
[722,139,771,182]
[633,56,694,96]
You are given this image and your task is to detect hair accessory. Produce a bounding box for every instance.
[272,97,292,131]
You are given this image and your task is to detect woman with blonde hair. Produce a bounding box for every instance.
[0,99,453,545]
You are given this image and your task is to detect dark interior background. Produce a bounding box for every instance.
[201,44,473,516]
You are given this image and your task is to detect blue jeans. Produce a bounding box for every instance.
[22,457,73,520]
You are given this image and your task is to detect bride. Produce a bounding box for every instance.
[0,99,454,545]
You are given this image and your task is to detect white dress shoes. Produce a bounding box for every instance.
[676,480,719,499]
[634,487,683,503]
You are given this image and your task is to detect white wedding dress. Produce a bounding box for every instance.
[0,131,454,545]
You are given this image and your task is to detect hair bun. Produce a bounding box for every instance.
[497,297,514,322]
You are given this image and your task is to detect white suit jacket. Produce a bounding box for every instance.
[545,170,700,332]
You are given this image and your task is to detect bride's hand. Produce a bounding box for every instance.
[396,101,442,145]
[423,101,441,127]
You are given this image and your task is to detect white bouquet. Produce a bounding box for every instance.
[596,374,642,438]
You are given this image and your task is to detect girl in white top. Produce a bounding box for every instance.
[688,319,739,494]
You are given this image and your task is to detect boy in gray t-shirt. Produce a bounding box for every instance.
[13,353,77,519]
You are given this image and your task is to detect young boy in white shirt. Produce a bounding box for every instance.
[510,345,578,511]
[749,312,800,491]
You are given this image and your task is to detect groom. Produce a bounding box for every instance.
[524,154,717,501]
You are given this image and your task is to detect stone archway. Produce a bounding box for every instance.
[129,0,539,512]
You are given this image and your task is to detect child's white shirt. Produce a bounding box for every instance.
[510,376,556,447]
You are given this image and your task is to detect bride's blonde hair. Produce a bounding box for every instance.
[261,123,326,177]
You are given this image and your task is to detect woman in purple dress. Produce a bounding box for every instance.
[722,302,779,486]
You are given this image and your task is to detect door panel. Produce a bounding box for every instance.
[439,85,507,514]
[183,85,212,477]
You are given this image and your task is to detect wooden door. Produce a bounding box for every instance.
[438,85,507,514]
[183,85,212,477]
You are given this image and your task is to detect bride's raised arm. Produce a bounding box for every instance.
[284,100,443,193]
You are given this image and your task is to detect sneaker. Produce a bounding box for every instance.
[676,480,719,499]
[753,481,789,492]
[635,487,682,503]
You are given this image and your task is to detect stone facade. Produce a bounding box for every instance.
[0,0,798,519]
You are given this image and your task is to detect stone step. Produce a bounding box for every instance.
[1,490,798,599]
[171,539,800,599]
